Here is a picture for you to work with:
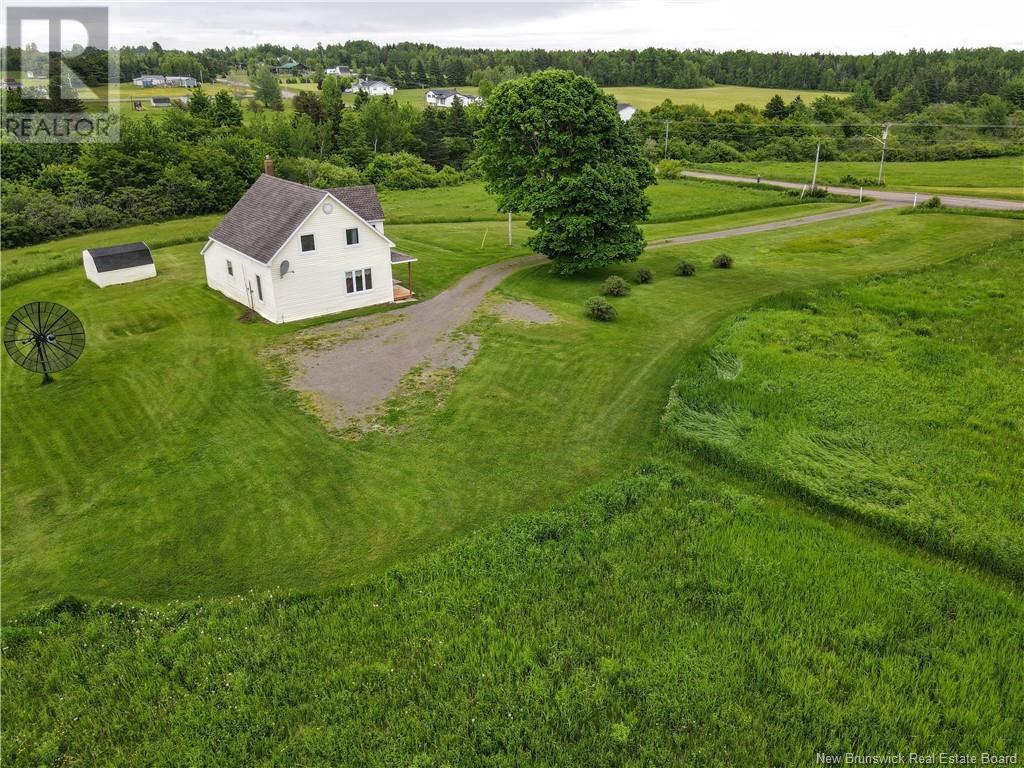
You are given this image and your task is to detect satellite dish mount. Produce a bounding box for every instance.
[3,302,86,384]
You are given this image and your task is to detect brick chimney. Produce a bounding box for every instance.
[264,155,275,176]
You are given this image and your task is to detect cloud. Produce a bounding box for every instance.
[108,0,1021,53]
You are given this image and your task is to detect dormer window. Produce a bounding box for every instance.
[346,228,359,246]
[300,234,316,252]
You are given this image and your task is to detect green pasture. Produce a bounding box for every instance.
[602,84,849,111]
[664,232,1024,580]
[3,192,1019,612]
[3,465,1021,765]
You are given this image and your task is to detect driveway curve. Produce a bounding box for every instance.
[288,201,906,424]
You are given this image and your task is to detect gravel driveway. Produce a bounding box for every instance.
[287,201,906,427]
[290,253,545,424]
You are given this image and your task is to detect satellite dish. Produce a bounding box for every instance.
[3,301,86,384]
[280,260,291,278]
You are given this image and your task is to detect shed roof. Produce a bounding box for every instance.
[87,242,153,272]
[210,175,386,264]
[390,249,417,264]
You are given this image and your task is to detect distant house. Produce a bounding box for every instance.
[83,242,156,287]
[202,159,417,323]
[150,96,172,107]
[165,75,198,88]
[324,65,353,77]
[424,88,482,108]
[271,58,307,75]
[2,77,19,91]
[617,103,636,121]
[349,78,396,96]
[132,75,166,87]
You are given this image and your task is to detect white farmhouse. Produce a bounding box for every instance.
[617,102,636,121]
[202,160,417,323]
[83,242,157,287]
[324,65,354,77]
[424,88,483,108]
[350,78,396,96]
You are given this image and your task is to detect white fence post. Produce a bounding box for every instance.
[913,193,918,208]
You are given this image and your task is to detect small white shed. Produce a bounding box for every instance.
[83,242,157,287]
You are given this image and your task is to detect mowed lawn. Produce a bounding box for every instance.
[3,193,1020,612]
[692,157,1024,201]
[603,84,849,111]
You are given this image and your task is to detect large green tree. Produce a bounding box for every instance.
[477,69,655,275]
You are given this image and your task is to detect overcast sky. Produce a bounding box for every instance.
[18,0,1024,53]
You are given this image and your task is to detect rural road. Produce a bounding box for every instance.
[680,170,1024,212]
[290,201,902,425]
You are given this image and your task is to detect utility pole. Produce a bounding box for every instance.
[663,121,670,159]
[871,122,891,185]
[507,210,513,246]
[810,142,821,191]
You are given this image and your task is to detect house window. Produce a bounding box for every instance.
[346,228,359,246]
[345,268,373,294]
[226,259,233,276]
[300,234,316,252]
[255,275,264,302]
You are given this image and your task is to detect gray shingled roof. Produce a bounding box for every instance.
[87,242,153,272]
[328,184,385,221]
[210,175,385,264]
[616,102,633,110]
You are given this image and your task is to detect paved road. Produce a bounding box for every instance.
[681,170,1024,212]
[289,201,896,427]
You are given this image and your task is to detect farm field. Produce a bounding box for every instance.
[665,234,1024,580]
[602,84,849,111]
[691,158,1024,201]
[2,189,1020,613]
[4,464,1022,765]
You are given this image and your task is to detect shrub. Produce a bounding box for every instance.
[635,267,654,284]
[675,261,696,277]
[921,195,943,209]
[656,158,682,178]
[712,253,734,269]
[585,297,617,321]
[601,276,631,296]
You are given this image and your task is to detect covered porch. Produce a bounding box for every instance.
[391,248,417,302]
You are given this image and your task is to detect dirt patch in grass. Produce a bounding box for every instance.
[492,299,556,325]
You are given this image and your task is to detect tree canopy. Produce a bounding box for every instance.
[478,70,655,275]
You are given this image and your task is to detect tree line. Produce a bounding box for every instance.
[5,42,1023,106]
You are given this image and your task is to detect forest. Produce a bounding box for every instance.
[6,42,1024,104]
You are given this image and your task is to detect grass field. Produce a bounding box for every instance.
[3,193,1020,613]
[664,233,1024,580]
[4,465,1022,765]
[691,158,1024,201]
[4,172,1024,761]
[602,84,849,111]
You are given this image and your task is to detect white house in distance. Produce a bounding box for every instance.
[424,88,483,108]
[132,75,198,88]
[202,159,417,323]
[617,102,636,121]
[349,78,396,96]
[324,65,354,77]
[83,242,157,287]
